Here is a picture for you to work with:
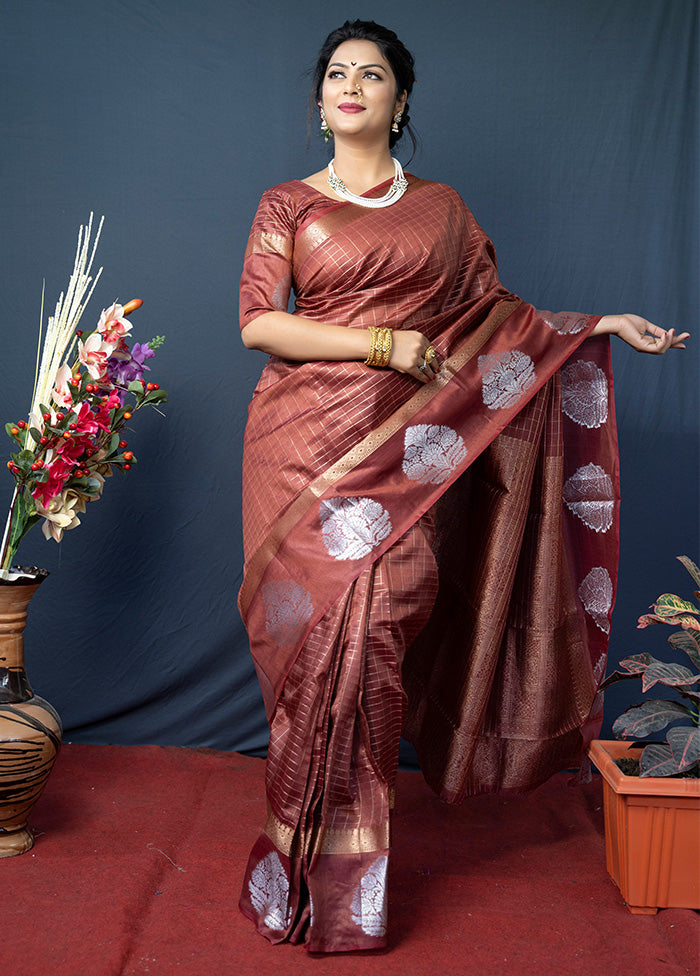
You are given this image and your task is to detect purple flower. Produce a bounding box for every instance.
[107,342,157,400]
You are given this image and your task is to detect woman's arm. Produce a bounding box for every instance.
[241,311,439,382]
[592,313,690,353]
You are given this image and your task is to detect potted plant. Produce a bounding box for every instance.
[0,214,167,856]
[588,555,700,913]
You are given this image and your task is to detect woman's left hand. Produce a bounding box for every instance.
[594,314,690,354]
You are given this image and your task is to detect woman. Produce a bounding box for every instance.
[237,20,688,953]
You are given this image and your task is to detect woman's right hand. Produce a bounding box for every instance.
[389,330,441,383]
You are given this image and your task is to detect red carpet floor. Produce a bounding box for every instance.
[5,745,698,976]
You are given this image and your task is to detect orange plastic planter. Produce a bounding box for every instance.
[588,740,700,914]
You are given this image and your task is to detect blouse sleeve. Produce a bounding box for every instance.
[239,188,296,331]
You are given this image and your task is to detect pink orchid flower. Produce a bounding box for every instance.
[78,333,116,380]
[51,364,74,408]
[97,303,132,345]
[31,455,75,507]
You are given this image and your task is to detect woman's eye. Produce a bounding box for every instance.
[328,71,344,79]
[363,71,381,80]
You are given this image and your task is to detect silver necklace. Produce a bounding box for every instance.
[327,158,408,209]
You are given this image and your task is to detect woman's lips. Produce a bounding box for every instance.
[338,104,366,113]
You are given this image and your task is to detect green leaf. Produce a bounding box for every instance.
[17,450,35,463]
[28,427,42,442]
[144,390,168,404]
[128,380,144,394]
[637,613,664,628]
[611,700,690,739]
[5,422,18,439]
[653,592,700,618]
[677,555,700,590]
[668,630,700,670]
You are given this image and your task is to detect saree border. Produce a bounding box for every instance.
[238,296,521,617]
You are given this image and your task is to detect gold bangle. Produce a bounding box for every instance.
[365,327,393,367]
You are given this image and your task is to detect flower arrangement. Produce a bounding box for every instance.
[0,215,167,577]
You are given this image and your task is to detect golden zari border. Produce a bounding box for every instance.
[265,809,390,857]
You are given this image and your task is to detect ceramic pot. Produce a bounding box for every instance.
[589,739,700,914]
[0,571,61,857]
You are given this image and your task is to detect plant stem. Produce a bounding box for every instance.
[0,487,18,573]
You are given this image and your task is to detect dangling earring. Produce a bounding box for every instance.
[392,111,402,134]
[319,104,333,142]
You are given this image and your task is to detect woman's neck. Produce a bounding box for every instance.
[330,143,396,195]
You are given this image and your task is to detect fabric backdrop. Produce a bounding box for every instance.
[0,0,697,756]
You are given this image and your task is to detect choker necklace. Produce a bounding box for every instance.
[327,158,408,209]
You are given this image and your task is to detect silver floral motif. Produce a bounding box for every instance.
[320,496,392,561]
[538,310,590,335]
[351,856,388,937]
[578,566,613,634]
[249,851,291,931]
[402,424,467,485]
[561,360,608,429]
[479,350,536,411]
[563,462,614,533]
[262,581,314,646]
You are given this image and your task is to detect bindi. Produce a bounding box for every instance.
[350,61,357,66]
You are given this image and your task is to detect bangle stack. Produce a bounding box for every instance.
[365,327,393,367]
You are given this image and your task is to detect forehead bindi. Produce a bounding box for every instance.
[329,40,390,73]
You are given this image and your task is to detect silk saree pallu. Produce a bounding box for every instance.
[237,179,619,950]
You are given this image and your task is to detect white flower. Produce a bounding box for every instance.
[563,463,614,533]
[578,566,613,633]
[351,856,388,937]
[402,424,467,485]
[262,581,314,645]
[561,360,608,429]
[320,496,392,561]
[248,852,291,932]
[35,490,86,542]
[539,310,589,335]
[479,350,536,410]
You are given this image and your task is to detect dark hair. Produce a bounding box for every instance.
[309,19,418,157]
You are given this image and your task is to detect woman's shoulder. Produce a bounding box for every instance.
[407,176,467,205]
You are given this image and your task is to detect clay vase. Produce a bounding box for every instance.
[0,571,61,856]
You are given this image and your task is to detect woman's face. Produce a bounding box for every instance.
[320,39,406,146]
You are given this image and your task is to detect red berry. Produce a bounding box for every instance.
[146,383,155,391]
[69,423,77,430]
[40,436,48,445]
[42,412,51,421]
[153,384,159,390]
[10,427,19,436]
[56,412,65,421]
[123,463,131,470]
[76,329,83,336]
[6,461,13,470]
[123,411,132,420]
[123,451,134,461]
[119,440,127,448]
[31,462,39,471]
[74,470,84,478]
[17,421,26,429]
[63,432,71,439]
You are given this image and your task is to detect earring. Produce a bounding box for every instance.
[319,104,333,142]
[392,111,402,134]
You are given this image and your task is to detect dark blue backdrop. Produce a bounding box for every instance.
[1,0,697,754]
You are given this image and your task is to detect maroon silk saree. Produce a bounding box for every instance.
[237,177,619,951]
